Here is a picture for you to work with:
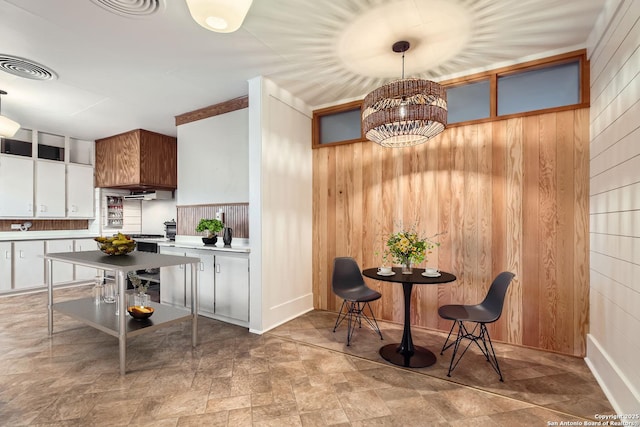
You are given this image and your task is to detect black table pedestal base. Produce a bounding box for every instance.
[379,343,437,368]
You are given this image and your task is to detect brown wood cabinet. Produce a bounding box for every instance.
[94,129,177,190]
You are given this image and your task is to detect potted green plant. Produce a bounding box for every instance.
[196,218,224,245]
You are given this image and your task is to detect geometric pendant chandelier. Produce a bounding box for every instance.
[362,41,447,148]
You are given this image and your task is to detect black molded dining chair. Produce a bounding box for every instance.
[332,257,383,346]
[438,271,515,381]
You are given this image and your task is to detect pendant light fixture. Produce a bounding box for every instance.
[0,90,20,138]
[362,41,447,148]
[185,0,253,33]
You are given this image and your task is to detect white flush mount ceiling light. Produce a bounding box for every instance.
[185,0,253,33]
[0,90,20,138]
[362,41,447,148]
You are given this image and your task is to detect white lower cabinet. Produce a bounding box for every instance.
[160,247,249,326]
[159,247,215,316]
[0,238,102,294]
[13,240,45,289]
[160,246,189,308]
[214,253,249,323]
[74,239,99,281]
[192,251,215,316]
[0,242,11,291]
[46,239,74,284]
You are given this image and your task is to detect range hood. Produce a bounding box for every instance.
[123,190,173,201]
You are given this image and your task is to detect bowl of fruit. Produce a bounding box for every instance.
[95,233,136,256]
[127,305,154,320]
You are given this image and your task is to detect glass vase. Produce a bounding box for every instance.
[134,292,150,308]
[401,257,413,274]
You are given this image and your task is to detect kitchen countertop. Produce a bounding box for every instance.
[0,233,251,253]
[157,237,251,253]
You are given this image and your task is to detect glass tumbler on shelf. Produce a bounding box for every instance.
[93,276,103,305]
[103,277,116,303]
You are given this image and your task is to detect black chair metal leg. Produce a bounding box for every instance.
[441,320,504,381]
[346,302,355,345]
[361,302,383,340]
[333,299,383,345]
[479,324,503,381]
[333,300,348,332]
[440,321,457,354]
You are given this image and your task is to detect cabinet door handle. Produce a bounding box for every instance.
[19,250,24,258]
[4,250,9,259]
[39,205,46,212]
[199,262,204,271]
[28,204,33,213]
[216,264,220,274]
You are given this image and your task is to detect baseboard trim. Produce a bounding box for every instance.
[584,334,640,413]
[250,293,314,335]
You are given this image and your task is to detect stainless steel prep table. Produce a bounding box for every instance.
[45,250,200,375]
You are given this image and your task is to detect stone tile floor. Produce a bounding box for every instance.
[0,286,614,426]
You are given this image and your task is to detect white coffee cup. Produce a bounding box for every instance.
[424,267,438,275]
[378,266,392,274]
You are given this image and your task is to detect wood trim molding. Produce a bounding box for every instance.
[439,49,588,87]
[175,96,249,126]
[310,49,590,149]
[312,100,364,148]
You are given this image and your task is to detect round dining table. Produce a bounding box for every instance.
[362,267,457,368]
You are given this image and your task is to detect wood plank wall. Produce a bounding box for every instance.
[177,203,249,238]
[312,108,590,356]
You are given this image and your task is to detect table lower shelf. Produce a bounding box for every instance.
[52,298,192,338]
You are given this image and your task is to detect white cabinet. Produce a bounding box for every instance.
[35,160,66,217]
[160,246,189,308]
[0,242,11,291]
[45,240,74,284]
[0,155,94,220]
[74,239,98,281]
[160,246,249,326]
[0,155,34,217]
[193,251,215,315]
[13,240,45,289]
[0,238,98,294]
[214,253,249,323]
[66,164,94,218]
[159,247,215,315]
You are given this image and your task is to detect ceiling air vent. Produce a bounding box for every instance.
[90,0,164,17]
[0,55,57,81]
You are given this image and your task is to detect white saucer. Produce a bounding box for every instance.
[377,271,396,276]
[422,272,441,277]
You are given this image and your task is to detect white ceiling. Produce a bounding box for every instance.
[0,0,605,141]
